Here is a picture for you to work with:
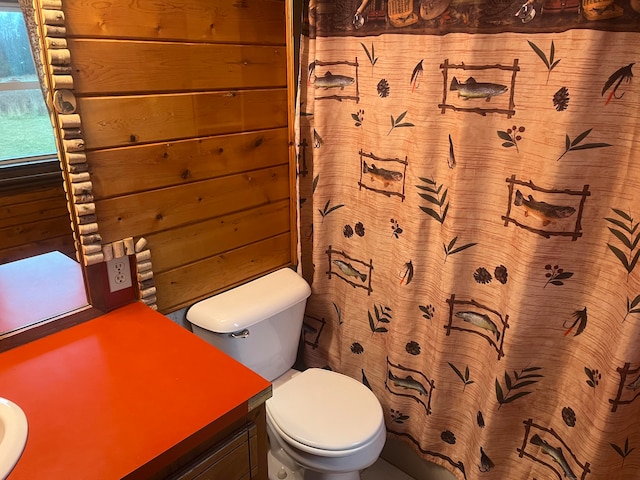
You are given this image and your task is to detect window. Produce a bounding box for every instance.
[0,0,59,186]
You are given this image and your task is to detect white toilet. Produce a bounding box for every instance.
[186,268,386,480]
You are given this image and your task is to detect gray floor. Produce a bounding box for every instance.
[361,458,416,480]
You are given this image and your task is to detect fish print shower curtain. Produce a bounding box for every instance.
[297,2,640,479]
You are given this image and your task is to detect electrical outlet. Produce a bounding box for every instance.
[106,257,132,293]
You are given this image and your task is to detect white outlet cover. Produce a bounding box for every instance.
[106,257,133,292]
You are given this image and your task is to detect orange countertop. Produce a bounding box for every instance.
[0,301,271,479]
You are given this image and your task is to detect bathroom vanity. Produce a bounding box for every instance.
[0,302,272,479]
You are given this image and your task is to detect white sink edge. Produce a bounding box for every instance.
[0,398,28,480]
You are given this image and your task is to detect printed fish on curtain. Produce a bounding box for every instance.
[297,1,640,479]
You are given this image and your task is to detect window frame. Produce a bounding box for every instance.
[0,0,61,192]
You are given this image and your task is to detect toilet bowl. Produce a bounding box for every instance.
[265,368,386,480]
[186,268,386,480]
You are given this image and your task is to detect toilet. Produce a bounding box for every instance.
[186,268,386,480]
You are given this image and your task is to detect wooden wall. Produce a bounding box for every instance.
[62,0,297,313]
[0,179,75,264]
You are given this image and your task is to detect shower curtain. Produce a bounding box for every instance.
[297,2,640,479]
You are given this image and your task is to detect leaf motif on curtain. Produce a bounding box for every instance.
[417,177,449,224]
[557,128,612,161]
[495,367,543,409]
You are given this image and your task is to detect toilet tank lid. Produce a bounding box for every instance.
[186,268,311,333]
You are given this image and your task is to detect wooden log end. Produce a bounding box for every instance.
[63,138,85,152]
[53,90,77,115]
[140,300,158,310]
[58,113,81,128]
[73,193,94,204]
[137,270,153,282]
[77,222,99,235]
[44,25,66,37]
[74,202,96,216]
[48,48,71,66]
[84,252,104,266]
[42,9,66,26]
[70,171,91,183]
[77,213,97,225]
[102,244,114,262]
[124,237,135,255]
[82,243,102,255]
[80,233,102,245]
[135,250,151,262]
[140,286,157,298]
[71,181,93,195]
[140,295,157,306]
[45,37,67,49]
[137,260,153,273]
[66,152,87,164]
[112,241,125,258]
[52,74,73,90]
[134,237,148,253]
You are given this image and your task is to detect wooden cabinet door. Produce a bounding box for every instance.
[170,422,258,480]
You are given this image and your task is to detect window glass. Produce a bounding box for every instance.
[0,5,57,164]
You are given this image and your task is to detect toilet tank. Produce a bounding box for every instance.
[186,268,311,381]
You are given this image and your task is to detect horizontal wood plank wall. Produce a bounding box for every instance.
[63,0,295,312]
[63,0,285,44]
[78,90,288,149]
[0,183,75,264]
[67,40,287,94]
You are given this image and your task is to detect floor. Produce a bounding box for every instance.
[361,457,416,480]
[268,451,416,480]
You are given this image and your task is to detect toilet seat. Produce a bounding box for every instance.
[267,411,386,458]
[265,368,384,454]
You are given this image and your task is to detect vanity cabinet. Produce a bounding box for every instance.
[170,422,258,480]
[151,401,269,480]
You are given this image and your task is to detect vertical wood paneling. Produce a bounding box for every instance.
[285,0,299,272]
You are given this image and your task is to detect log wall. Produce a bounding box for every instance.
[61,0,296,312]
[0,180,75,264]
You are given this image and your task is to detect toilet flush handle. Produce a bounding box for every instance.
[230,329,250,339]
